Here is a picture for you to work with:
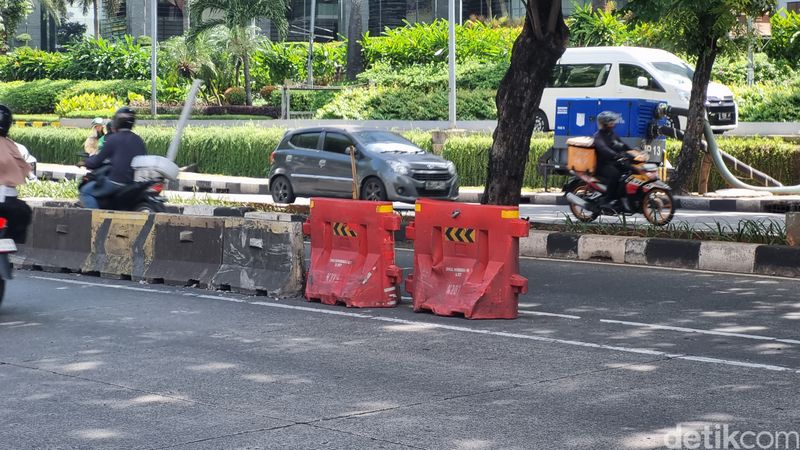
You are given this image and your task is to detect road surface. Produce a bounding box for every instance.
[1,256,798,449]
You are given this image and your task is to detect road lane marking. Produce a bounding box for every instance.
[29,275,800,374]
[518,310,582,320]
[600,319,800,345]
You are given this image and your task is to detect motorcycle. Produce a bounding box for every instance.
[78,155,168,213]
[0,217,16,305]
[564,150,676,226]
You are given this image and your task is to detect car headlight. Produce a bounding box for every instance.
[445,161,456,175]
[678,90,691,102]
[389,161,410,176]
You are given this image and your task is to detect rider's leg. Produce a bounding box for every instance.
[79,181,100,209]
[598,165,621,204]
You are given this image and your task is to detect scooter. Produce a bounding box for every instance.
[0,217,17,305]
[564,150,676,226]
[78,156,168,213]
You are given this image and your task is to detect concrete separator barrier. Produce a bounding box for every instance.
[519,231,800,278]
[14,207,305,295]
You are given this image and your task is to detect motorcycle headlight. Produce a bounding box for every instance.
[389,161,410,176]
[445,161,456,175]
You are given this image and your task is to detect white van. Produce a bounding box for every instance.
[534,46,738,133]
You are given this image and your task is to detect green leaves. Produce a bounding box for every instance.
[766,10,800,69]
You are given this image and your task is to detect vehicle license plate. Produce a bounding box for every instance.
[426,181,447,190]
[0,239,17,253]
[718,112,731,121]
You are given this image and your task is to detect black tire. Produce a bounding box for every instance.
[568,183,599,223]
[642,188,675,226]
[361,177,388,201]
[0,278,5,306]
[533,110,549,133]
[270,175,296,204]
[135,201,165,213]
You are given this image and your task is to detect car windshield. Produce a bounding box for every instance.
[354,131,425,154]
[652,61,694,86]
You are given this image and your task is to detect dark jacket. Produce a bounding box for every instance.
[85,130,147,184]
[593,128,633,167]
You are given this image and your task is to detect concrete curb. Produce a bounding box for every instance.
[518,231,800,278]
[35,164,799,213]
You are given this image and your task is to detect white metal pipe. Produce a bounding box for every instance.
[167,79,204,163]
[704,120,800,194]
[448,0,457,129]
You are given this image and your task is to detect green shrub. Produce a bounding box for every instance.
[9,126,286,178]
[567,4,629,47]
[62,36,150,80]
[55,93,122,116]
[266,89,337,112]
[358,60,509,90]
[361,20,519,67]
[253,41,346,86]
[0,47,69,81]
[316,86,496,120]
[712,53,797,85]
[58,79,151,102]
[766,10,800,68]
[667,137,800,192]
[0,79,74,114]
[441,134,557,187]
[732,81,800,122]
[224,87,246,105]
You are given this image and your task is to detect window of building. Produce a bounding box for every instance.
[158,0,184,40]
[787,2,800,12]
[547,64,612,88]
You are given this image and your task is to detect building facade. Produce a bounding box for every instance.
[18,0,623,49]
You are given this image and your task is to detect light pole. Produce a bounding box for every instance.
[307,0,317,86]
[151,0,158,117]
[448,0,457,128]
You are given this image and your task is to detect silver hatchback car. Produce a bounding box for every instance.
[268,127,460,204]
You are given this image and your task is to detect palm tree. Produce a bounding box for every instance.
[188,0,288,106]
[66,0,98,38]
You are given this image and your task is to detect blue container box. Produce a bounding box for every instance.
[554,98,667,139]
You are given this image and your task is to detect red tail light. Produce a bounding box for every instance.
[270,152,276,164]
[152,183,164,194]
[0,218,7,229]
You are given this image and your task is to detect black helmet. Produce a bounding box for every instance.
[0,104,12,137]
[597,110,621,129]
[112,107,136,130]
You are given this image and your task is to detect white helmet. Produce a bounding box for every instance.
[91,117,105,126]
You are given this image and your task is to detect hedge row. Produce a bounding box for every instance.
[11,127,798,191]
[10,126,285,179]
[0,80,150,114]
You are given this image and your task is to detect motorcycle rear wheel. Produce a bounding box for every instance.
[569,183,599,223]
[642,188,675,226]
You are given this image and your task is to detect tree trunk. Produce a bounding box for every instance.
[483,0,568,205]
[93,0,100,38]
[668,28,718,194]
[345,0,364,81]
[244,54,253,106]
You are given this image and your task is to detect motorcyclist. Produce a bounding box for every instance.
[0,105,33,243]
[594,111,635,210]
[84,117,106,156]
[79,107,146,209]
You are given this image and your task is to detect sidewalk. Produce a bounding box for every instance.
[36,163,800,213]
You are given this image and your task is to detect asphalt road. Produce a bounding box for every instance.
[1,256,799,449]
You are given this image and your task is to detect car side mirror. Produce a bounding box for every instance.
[636,76,649,89]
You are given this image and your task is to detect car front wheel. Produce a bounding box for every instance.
[360,177,388,201]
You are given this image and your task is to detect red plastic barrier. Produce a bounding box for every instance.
[405,199,529,319]
[303,198,402,308]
